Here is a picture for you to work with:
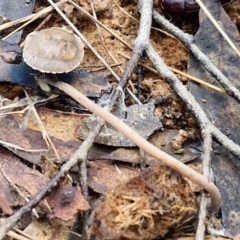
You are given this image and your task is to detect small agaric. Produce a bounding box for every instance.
[23,27,84,74]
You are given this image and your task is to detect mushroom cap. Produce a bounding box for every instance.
[23,27,84,73]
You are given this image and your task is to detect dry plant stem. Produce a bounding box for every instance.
[0,0,67,32]
[90,0,104,42]
[0,125,100,239]
[2,15,40,41]
[153,10,240,103]
[68,0,132,50]
[0,140,47,153]
[195,0,240,57]
[49,79,220,211]
[79,119,105,199]
[88,0,140,104]
[195,132,212,240]
[24,90,60,159]
[13,228,34,239]
[20,14,52,47]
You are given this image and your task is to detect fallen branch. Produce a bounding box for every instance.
[153,10,240,103]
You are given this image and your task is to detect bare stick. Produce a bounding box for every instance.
[118,51,226,93]
[0,124,101,239]
[195,131,212,240]
[147,43,240,158]
[153,10,240,103]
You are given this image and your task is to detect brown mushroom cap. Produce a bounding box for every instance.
[23,27,84,73]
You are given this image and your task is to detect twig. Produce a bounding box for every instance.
[147,43,240,158]
[0,125,100,239]
[195,131,212,240]
[79,119,105,199]
[6,230,32,240]
[153,10,240,102]
[86,0,140,104]
[2,15,40,41]
[118,51,226,93]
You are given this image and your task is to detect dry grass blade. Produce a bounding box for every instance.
[195,0,240,58]
[68,0,133,50]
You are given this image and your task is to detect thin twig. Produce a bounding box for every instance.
[195,131,212,240]
[153,10,240,102]
[20,14,52,47]
[147,43,240,158]
[23,90,60,160]
[118,51,226,93]
[79,119,105,199]
[0,126,99,239]
[68,0,133,50]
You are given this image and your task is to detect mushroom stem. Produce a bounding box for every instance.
[47,79,221,211]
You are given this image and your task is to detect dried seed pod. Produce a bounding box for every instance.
[159,0,232,12]
[23,27,84,74]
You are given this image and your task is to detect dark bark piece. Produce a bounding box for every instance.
[188,0,240,237]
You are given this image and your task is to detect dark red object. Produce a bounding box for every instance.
[159,0,232,12]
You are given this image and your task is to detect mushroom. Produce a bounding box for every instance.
[23,27,84,74]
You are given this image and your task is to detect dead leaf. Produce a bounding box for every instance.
[87,161,139,194]
[45,185,90,221]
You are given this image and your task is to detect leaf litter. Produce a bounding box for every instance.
[0,0,239,239]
